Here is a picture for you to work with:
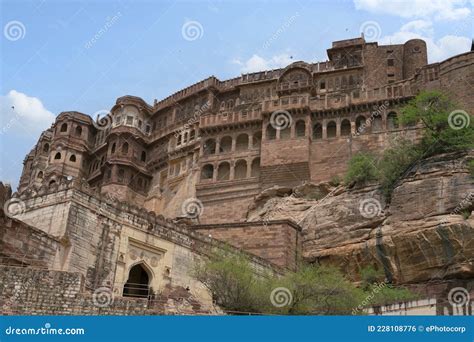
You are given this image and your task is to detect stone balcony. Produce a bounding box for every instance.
[262,94,310,113]
[199,109,262,129]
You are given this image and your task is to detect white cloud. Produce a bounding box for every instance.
[0,90,55,136]
[354,0,471,21]
[232,53,294,73]
[380,20,471,62]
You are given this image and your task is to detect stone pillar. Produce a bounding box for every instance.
[215,139,220,155]
[336,118,341,137]
[230,161,235,180]
[246,159,252,178]
[322,119,327,139]
[248,134,253,149]
[351,120,356,135]
[231,137,236,152]
[212,163,217,182]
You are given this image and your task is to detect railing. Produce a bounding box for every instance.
[263,94,310,112]
[199,108,262,128]
[122,282,151,299]
[276,80,311,92]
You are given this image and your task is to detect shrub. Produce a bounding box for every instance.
[344,153,378,185]
[194,250,416,315]
[377,139,421,198]
[329,175,342,186]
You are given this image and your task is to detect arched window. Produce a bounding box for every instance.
[313,123,323,140]
[111,143,116,154]
[75,126,82,137]
[54,152,61,160]
[220,136,232,153]
[122,142,129,154]
[266,124,277,140]
[217,162,230,181]
[387,112,399,130]
[253,132,262,148]
[37,171,43,179]
[190,130,195,140]
[69,154,76,162]
[227,99,234,109]
[372,114,383,132]
[356,116,367,134]
[183,132,188,143]
[236,134,249,151]
[141,151,146,162]
[200,164,214,180]
[203,139,216,155]
[251,158,260,178]
[177,135,182,146]
[49,180,56,186]
[43,143,49,153]
[296,120,306,137]
[60,123,68,133]
[123,263,151,298]
[327,121,337,138]
[341,119,351,136]
[234,160,247,179]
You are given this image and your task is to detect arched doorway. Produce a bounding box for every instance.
[123,263,151,298]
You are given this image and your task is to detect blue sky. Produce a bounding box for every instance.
[1,0,472,189]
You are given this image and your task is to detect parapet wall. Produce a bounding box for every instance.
[0,266,216,315]
[192,220,302,270]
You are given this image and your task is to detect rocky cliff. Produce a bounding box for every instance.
[247,151,474,285]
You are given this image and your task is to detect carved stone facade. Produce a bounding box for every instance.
[18,37,473,225]
[2,36,473,315]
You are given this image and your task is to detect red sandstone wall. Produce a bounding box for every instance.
[193,221,301,270]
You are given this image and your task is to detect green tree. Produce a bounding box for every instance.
[194,251,417,315]
[193,249,264,313]
[399,91,474,154]
[344,152,378,185]
[377,138,422,198]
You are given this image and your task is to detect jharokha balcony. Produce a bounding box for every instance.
[199,108,263,129]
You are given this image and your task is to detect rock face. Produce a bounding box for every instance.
[247,152,474,285]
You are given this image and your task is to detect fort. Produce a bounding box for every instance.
[1,36,473,315]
